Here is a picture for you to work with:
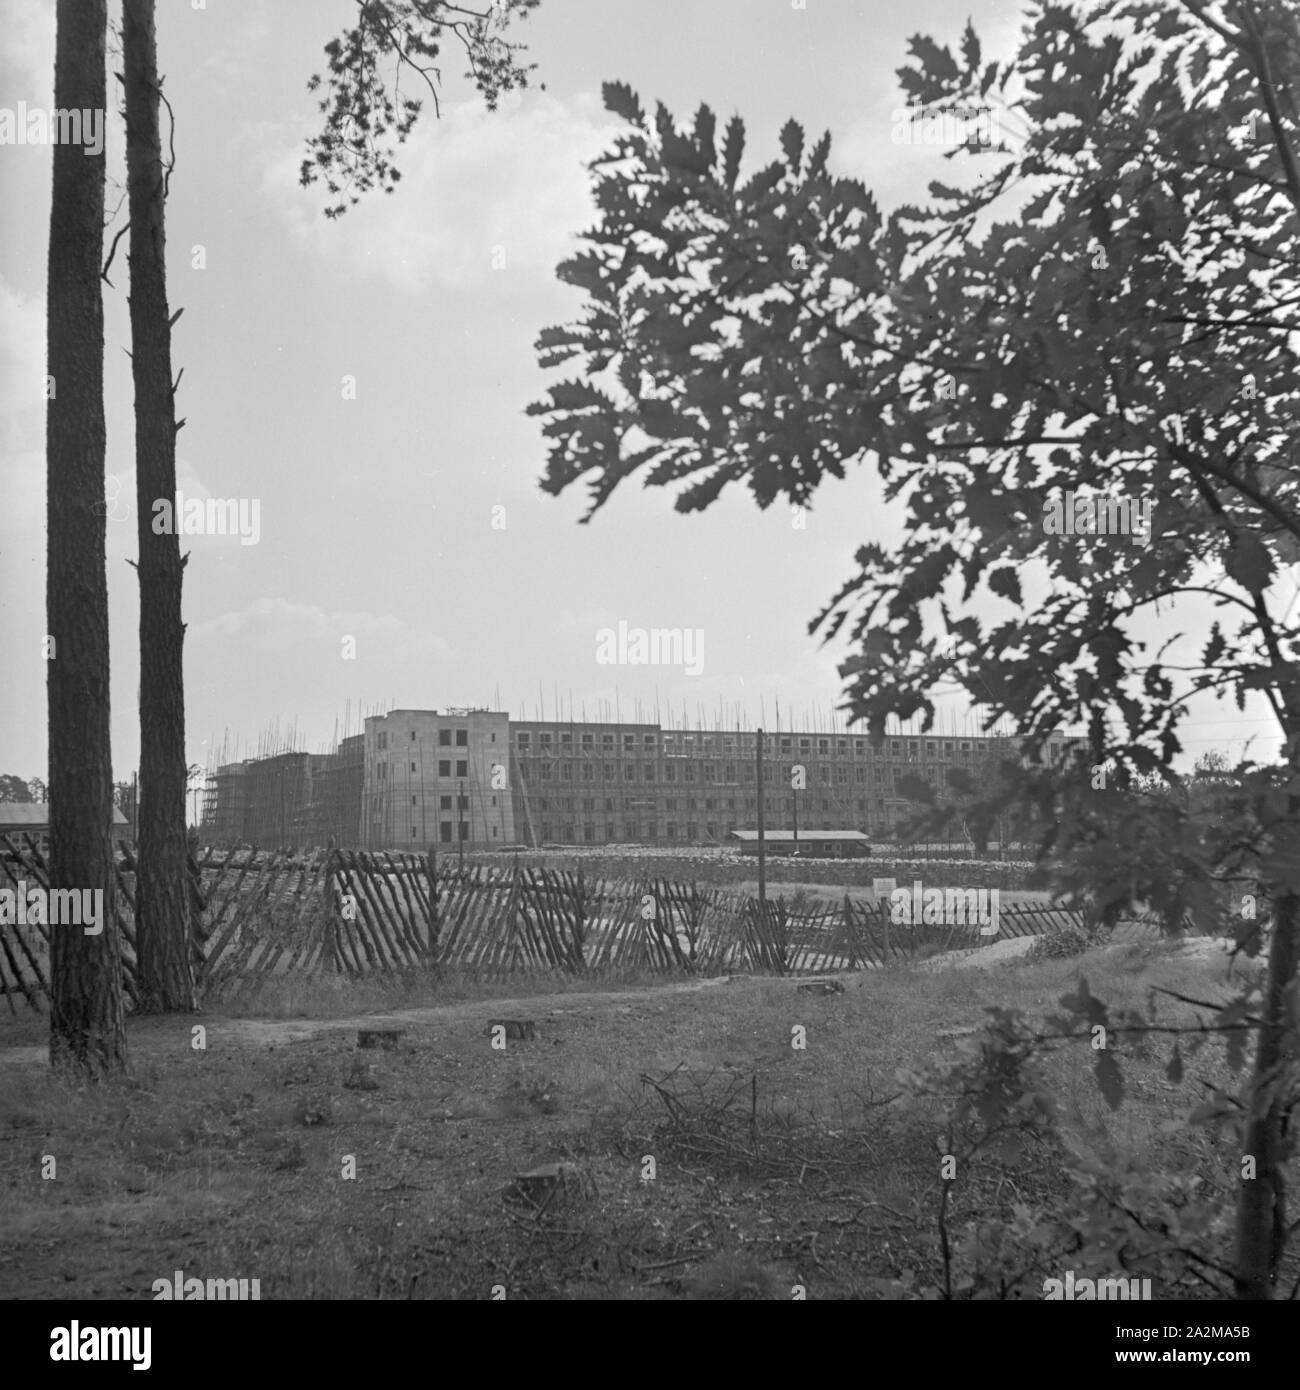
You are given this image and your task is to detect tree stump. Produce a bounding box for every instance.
[343,1057,380,1091]
[485,1019,536,1041]
[506,1161,594,1211]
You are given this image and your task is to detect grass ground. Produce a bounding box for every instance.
[1,934,1286,1300]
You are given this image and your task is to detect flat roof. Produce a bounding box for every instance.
[729,829,868,842]
[0,802,128,827]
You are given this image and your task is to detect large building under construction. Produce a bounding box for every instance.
[202,736,363,849]
[200,707,1078,852]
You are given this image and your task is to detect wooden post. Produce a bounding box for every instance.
[755,728,766,922]
[504,855,522,970]
[323,837,339,974]
[426,841,438,958]
[573,862,586,968]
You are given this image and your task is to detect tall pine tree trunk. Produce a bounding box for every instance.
[47,0,127,1075]
[124,0,195,1013]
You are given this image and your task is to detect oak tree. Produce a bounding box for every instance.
[531,0,1299,1296]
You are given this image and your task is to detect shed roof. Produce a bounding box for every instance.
[728,829,868,843]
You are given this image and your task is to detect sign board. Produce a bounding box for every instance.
[871,878,897,898]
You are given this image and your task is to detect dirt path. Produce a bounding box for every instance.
[214,974,746,1047]
[0,972,789,1068]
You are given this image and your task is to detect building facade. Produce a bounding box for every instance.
[200,708,1082,852]
[507,721,1040,850]
[361,709,514,850]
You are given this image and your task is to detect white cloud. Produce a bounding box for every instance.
[0,276,45,541]
[189,596,454,664]
[0,7,55,103]
[263,89,619,292]
[0,275,43,447]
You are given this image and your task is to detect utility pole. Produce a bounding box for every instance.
[516,758,539,850]
[458,777,465,871]
[755,728,766,914]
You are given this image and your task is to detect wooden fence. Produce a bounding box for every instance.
[1,839,1102,1013]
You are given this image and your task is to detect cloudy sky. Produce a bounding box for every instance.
[0,0,1287,791]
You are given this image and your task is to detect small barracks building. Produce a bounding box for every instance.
[729,829,871,859]
[0,802,130,858]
